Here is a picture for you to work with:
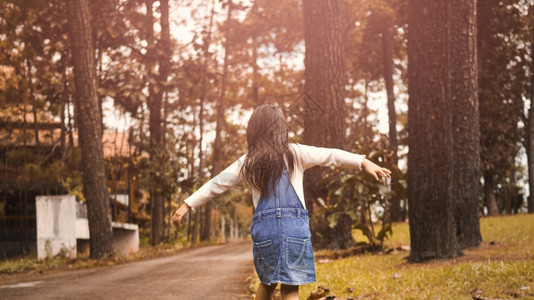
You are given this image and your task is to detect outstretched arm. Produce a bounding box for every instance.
[292,143,391,181]
[172,154,245,227]
[293,143,366,170]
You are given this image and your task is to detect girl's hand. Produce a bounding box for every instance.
[172,203,191,227]
[362,158,392,182]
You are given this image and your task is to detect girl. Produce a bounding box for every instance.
[172,104,391,300]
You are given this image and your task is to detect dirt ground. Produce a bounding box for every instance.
[0,240,254,299]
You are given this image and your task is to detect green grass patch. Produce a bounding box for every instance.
[300,214,534,299]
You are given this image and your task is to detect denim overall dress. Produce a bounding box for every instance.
[250,168,316,285]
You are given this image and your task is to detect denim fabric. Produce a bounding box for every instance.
[250,169,316,285]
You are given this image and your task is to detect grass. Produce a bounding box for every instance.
[0,252,127,275]
[296,214,534,300]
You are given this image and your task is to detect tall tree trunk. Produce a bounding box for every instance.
[483,171,500,216]
[22,83,28,147]
[381,17,402,222]
[60,72,68,153]
[407,0,461,262]
[220,213,226,242]
[159,0,171,143]
[200,0,216,242]
[160,0,172,240]
[23,190,28,253]
[2,190,8,258]
[96,47,104,137]
[251,42,259,103]
[185,111,197,242]
[203,0,233,241]
[146,0,167,245]
[229,215,235,240]
[188,118,199,244]
[528,4,534,214]
[251,0,260,104]
[528,107,534,213]
[504,181,514,215]
[27,60,40,147]
[450,0,482,249]
[212,0,232,178]
[67,0,113,258]
[191,211,199,244]
[303,0,351,249]
[67,100,74,148]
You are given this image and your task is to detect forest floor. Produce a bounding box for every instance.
[2,215,532,299]
[264,214,533,300]
[0,240,253,299]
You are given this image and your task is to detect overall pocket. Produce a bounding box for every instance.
[253,239,277,270]
[285,236,311,270]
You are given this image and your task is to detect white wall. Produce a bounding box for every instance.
[35,195,77,259]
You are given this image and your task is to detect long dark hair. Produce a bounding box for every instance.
[240,104,295,196]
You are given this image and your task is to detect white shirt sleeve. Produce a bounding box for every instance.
[291,143,365,170]
[184,154,246,210]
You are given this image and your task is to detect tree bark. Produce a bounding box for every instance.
[303,0,351,249]
[407,0,462,262]
[449,0,482,249]
[528,105,534,213]
[202,0,233,241]
[27,60,40,147]
[60,72,68,152]
[506,182,519,215]
[220,214,226,242]
[380,17,402,222]
[191,210,199,244]
[146,0,169,245]
[483,171,500,216]
[199,0,216,242]
[67,0,113,258]
[251,41,259,103]
[528,4,534,214]
[251,0,260,104]
[212,0,233,180]
[160,0,172,240]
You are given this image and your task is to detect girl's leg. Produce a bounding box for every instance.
[256,283,277,300]
[280,284,299,300]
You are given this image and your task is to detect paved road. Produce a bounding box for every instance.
[0,241,254,299]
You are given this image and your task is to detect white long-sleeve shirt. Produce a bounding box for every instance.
[184,143,366,210]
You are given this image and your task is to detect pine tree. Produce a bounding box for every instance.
[407,0,462,262]
[67,0,113,258]
[303,0,352,249]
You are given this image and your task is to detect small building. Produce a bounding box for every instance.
[0,104,145,258]
[35,195,139,259]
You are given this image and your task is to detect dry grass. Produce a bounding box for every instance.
[0,238,223,276]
